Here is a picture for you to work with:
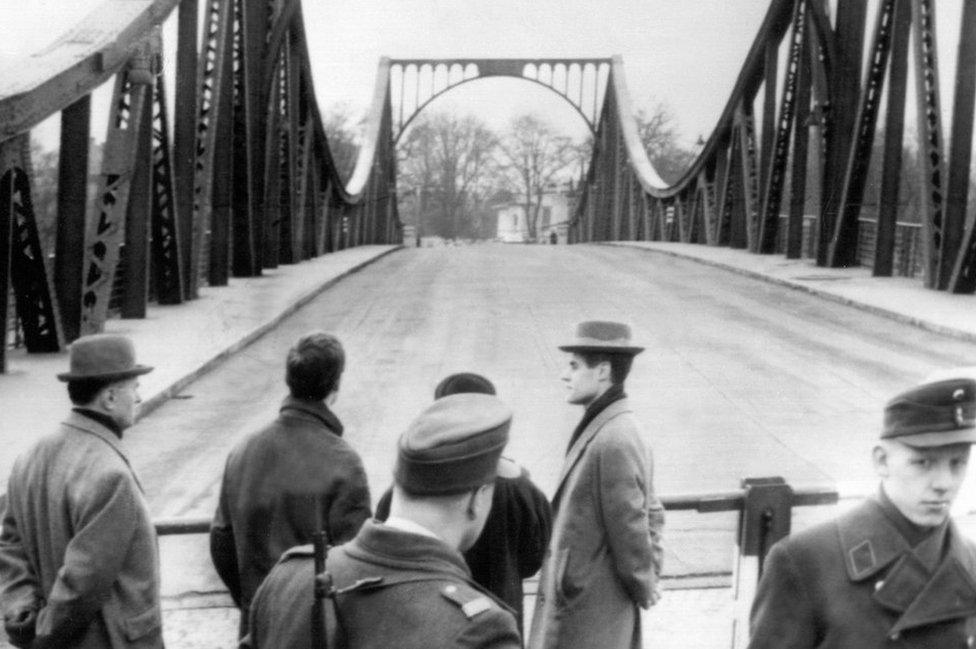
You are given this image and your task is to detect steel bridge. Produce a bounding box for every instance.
[3,0,976,374]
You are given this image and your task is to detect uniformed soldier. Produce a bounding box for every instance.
[747,377,976,649]
[242,393,521,649]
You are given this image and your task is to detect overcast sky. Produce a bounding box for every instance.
[2,0,970,148]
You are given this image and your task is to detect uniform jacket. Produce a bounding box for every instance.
[0,412,163,649]
[242,519,521,649]
[210,397,371,630]
[528,398,664,649]
[747,497,976,649]
[375,466,552,628]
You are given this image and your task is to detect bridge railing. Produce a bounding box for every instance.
[154,476,837,648]
[573,0,976,297]
[0,0,402,373]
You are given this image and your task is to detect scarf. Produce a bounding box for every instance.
[566,384,627,454]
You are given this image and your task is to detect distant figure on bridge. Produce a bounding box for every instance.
[0,334,163,649]
[374,372,553,630]
[747,378,976,649]
[529,321,665,649]
[243,393,521,649]
[209,331,371,637]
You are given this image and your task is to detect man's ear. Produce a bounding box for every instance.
[596,360,612,382]
[872,444,889,478]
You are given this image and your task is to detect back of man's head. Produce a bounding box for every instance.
[285,332,345,401]
[434,372,496,399]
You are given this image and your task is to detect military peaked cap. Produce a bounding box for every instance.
[882,377,976,447]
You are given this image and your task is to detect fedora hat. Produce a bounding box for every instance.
[57,334,154,382]
[558,320,644,355]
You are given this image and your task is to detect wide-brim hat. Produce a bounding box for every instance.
[882,377,976,447]
[57,334,154,382]
[558,320,644,355]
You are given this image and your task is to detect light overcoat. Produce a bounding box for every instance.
[747,497,976,649]
[0,412,163,649]
[528,398,664,649]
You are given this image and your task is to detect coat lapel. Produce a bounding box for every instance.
[62,411,144,492]
[837,500,976,634]
[552,399,631,510]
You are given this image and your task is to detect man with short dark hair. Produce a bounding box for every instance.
[244,393,521,649]
[210,331,370,636]
[0,334,163,649]
[529,320,664,649]
[747,378,976,648]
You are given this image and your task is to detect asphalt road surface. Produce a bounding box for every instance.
[123,243,976,583]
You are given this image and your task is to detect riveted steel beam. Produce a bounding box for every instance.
[828,0,899,268]
[874,0,912,277]
[54,96,91,342]
[910,0,948,289]
[947,0,976,292]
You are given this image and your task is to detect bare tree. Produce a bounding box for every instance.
[397,112,500,239]
[497,114,577,241]
[323,102,363,184]
[634,103,696,184]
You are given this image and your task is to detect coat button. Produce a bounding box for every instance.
[889,632,900,641]
[874,580,884,591]
[967,636,974,647]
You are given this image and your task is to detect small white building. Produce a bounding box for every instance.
[494,182,576,244]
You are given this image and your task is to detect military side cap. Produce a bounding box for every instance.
[395,393,511,495]
[57,334,153,382]
[882,378,976,447]
[558,320,644,355]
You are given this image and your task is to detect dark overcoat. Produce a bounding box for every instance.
[0,412,163,649]
[747,498,976,648]
[243,520,520,649]
[528,398,665,649]
[210,397,371,630]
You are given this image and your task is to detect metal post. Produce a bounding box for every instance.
[55,96,91,341]
[731,477,794,649]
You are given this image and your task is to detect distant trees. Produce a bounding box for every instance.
[397,112,500,240]
[496,114,577,241]
[633,104,697,184]
[322,102,362,183]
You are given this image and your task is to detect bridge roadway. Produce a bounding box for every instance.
[5,242,976,648]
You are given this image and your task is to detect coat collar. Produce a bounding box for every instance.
[552,399,632,508]
[279,396,343,436]
[344,519,471,582]
[61,411,142,491]
[837,498,976,634]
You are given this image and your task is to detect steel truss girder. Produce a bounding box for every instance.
[1,135,62,373]
[827,0,899,268]
[389,58,612,142]
[80,48,156,336]
[948,0,976,292]
[759,0,807,254]
[910,0,948,288]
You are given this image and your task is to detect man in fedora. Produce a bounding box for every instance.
[747,377,976,648]
[244,393,521,649]
[0,334,163,649]
[528,321,664,649]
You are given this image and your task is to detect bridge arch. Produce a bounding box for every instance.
[388,58,611,143]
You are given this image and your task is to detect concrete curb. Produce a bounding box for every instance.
[137,246,403,420]
[600,242,976,346]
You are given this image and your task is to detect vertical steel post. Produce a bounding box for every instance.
[55,96,92,342]
[787,18,813,260]
[731,477,794,649]
[874,0,912,277]
[173,0,198,299]
[120,81,155,319]
[946,0,976,292]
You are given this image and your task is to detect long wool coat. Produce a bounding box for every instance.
[528,398,664,649]
[747,497,976,649]
[0,412,163,649]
